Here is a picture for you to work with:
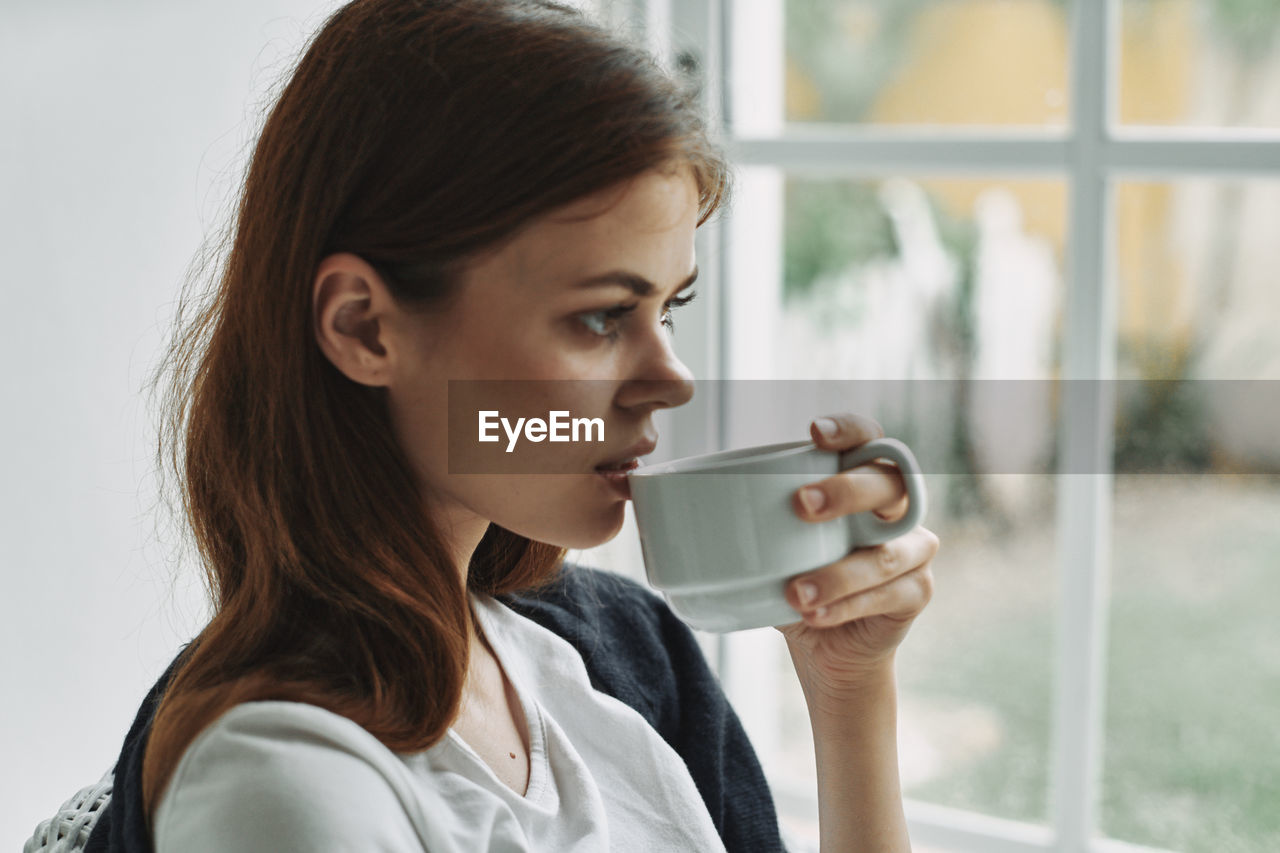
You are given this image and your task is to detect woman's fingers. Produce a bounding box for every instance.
[788,527,940,619]
[809,413,885,449]
[786,413,933,628]
[803,561,936,628]
[795,413,912,520]
[793,461,907,520]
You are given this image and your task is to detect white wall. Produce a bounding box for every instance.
[0,1,346,844]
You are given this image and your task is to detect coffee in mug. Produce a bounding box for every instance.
[628,437,927,632]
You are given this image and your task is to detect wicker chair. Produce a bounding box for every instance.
[24,767,115,853]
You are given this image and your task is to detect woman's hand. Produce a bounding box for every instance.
[776,413,940,705]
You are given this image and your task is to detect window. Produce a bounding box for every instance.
[576,1,1280,851]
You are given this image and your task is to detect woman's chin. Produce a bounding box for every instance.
[560,502,629,551]
[468,472,627,551]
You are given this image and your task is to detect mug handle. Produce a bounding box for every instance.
[836,438,928,547]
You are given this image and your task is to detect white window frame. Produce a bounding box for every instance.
[596,1,1280,851]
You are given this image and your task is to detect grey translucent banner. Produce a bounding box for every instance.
[446,379,1280,475]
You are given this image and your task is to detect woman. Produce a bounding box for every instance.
[99,1,940,851]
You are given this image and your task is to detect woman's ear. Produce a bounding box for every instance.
[312,253,396,387]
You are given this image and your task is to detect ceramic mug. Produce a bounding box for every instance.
[628,437,927,632]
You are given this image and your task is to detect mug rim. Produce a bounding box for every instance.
[628,438,820,476]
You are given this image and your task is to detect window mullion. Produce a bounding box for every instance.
[1052,0,1118,850]
[728,134,1280,175]
[730,134,1071,173]
[1105,134,1280,174]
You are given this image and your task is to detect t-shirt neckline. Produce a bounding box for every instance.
[445,593,550,805]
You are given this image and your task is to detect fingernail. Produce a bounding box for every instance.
[799,487,826,514]
[812,417,838,439]
[797,582,818,606]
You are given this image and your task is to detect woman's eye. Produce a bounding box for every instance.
[577,290,698,342]
[661,290,697,332]
[577,307,628,341]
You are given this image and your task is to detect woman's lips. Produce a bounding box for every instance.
[594,458,640,473]
[594,459,637,498]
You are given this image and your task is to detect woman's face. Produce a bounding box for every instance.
[344,166,699,555]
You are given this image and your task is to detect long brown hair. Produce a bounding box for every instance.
[141,0,731,829]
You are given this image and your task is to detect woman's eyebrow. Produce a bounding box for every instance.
[571,266,699,298]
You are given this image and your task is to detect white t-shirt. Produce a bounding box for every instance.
[153,593,729,852]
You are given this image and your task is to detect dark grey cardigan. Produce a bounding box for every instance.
[85,562,784,852]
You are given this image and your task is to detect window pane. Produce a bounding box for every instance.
[734,0,1074,132]
[1103,180,1280,852]
[1118,0,1280,129]
[723,169,1067,833]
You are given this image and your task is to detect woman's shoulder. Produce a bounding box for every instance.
[154,701,422,852]
[179,700,393,761]
[164,700,413,792]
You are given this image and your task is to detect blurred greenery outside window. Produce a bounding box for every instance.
[715,2,1280,852]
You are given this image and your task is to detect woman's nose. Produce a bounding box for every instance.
[617,336,695,411]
